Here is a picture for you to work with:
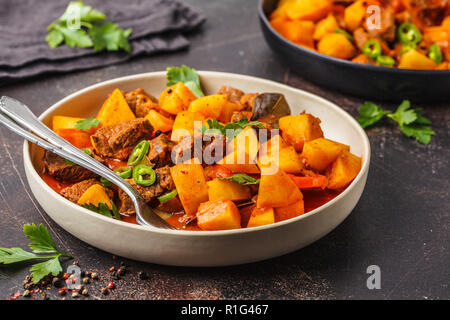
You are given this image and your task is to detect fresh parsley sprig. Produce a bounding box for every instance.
[81,202,121,220]
[74,117,100,130]
[0,224,72,284]
[357,100,435,145]
[220,173,260,185]
[46,1,132,53]
[167,65,205,97]
[201,119,266,139]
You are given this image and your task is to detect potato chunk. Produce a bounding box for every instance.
[279,114,324,152]
[274,200,305,222]
[52,116,85,133]
[77,184,113,210]
[145,110,174,133]
[207,179,251,202]
[258,145,303,174]
[188,94,227,119]
[301,138,350,172]
[218,127,260,174]
[96,88,136,127]
[197,199,241,230]
[159,82,197,115]
[171,111,205,142]
[247,207,275,228]
[257,169,303,208]
[318,33,357,60]
[170,163,209,216]
[326,150,362,189]
[398,50,436,70]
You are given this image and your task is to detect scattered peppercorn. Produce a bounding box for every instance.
[101,287,109,295]
[58,287,67,296]
[117,266,126,277]
[155,130,162,137]
[167,88,172,94]
[50,277,60,287]
[138,271,148,280]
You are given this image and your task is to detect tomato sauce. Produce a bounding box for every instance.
[39,171,344,230]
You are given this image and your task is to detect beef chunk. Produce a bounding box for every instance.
[217,86,244,104]
[148,134,176,168]
[43,151,97,183]
[124,88,158,118]
[118,166,175,215]
[172,134,228,165]
[60,179,114,203]
[91,119,153,160]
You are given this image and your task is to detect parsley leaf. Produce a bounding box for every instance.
[58,1,106,24]
[75,117,100,130]
[0,248,39,264]
[30,258,63,284]
[357,102,389,128]
[89,22,132,53]
[220,173,260,185]
[167,65,205,97]
[357,100,435,145]
[81,203,121,220]
[24,224,58,254]
[0,224,72,284]
[46,1,132,52]
[387,100,417,126]
[201,119,266,138]
[399,123,435,145]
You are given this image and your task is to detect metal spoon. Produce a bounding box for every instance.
[0,96,174,230]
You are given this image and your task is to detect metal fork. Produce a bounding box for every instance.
[0,96,174,230]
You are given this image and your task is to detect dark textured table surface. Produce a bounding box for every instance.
[0,0,449,300]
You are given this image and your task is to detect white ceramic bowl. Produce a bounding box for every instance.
[23,71,370,267]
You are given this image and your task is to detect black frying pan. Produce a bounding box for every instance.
[258,0,449,103]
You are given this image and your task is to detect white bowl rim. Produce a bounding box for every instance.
[23,71,371,237]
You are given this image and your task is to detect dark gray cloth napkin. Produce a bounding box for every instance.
[0,0,205,84]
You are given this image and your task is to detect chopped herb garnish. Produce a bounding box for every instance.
[74,117,100,130]
[201,119,266,138]
[357,100,435,145]
[219,173,260,185]
[0,224,72,284]
[81,202,121,220]
[166,65,205,97]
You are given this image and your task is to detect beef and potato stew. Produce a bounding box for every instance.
[40,77,362,231]
[269,0,450,69]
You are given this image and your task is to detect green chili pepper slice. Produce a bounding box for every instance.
[64,148,92,166]
[428,43,443,65]
[363,40,382,59]
[157,189,178,203]
[100,166,132,187]
[397,23,422,45]
[401,43,417,54]
[114,166,132,179]
[100,177,113,187]
[335,28,353,42]
[376,55,395,67]
[132,165,156,187]
[128,140,150,166]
